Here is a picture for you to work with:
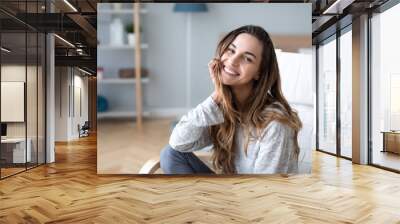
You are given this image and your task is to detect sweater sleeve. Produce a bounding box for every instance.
[169,96,224,152]
[254,121,298,174]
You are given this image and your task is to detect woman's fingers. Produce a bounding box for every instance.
[208,58,220,83]
[208,60,215,82]
[207,58,223,104]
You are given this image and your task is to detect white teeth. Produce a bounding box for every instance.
[223,66,239,76]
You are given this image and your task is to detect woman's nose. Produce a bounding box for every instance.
[227,54,240,67]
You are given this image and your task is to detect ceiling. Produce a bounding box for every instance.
[0,0,99,72]
[311,0,390,43]
[0,0,392,73]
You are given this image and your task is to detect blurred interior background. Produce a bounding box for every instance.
[96,3,313,174]
[1,0,398,178]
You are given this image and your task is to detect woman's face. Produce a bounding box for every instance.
[220,33,263,86]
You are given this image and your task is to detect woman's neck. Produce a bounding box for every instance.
[231,83,253,110]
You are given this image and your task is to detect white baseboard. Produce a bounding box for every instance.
[54,135,68,142]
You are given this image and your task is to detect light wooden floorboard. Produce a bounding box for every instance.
[97,118,171,174]
[0,119,400,223]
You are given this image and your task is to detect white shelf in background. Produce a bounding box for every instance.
[98,44,148,50]
[98,8,148,14]
[97,110,150,119]
[98,78,149,84]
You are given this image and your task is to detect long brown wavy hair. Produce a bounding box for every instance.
[209,25,302,174]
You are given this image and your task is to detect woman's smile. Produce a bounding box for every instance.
[222,65,240,77]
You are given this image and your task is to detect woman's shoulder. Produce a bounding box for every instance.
[262,101,287,116]
[246,101,296,140]
[263,120,292,134]
[259,119,294,141]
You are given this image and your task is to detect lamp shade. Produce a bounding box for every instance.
[173,3,208,13]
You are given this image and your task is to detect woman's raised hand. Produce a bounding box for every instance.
[208,58,222,105]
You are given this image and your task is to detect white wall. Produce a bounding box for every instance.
[1,65,35,138]
[1,66,26,128]
[55,67,89,141]
[55,67,68,141]
[1,64,46,164]
[72,73,89,138]
[276,51,313,172]
[97,3,312,114]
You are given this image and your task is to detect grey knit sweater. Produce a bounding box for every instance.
[169,96,299,174]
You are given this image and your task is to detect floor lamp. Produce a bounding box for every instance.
[173,3,208,109]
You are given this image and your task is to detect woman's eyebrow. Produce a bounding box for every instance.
[230,43,257,59]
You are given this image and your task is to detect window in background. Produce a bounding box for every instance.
[0,0,47,179]
[390,74,400,131]
[371,2,400,171]
[1,31,28,178]
[317,35,337,155]
[27,30,39,170]
[339,26,352,158]
[38,32,46,165]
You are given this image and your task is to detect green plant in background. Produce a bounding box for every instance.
[125,23,142,33]
[125,23,134,33]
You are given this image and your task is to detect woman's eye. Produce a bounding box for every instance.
[225,49,252,63]
[244,57,253,63]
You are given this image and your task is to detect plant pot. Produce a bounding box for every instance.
[127,33,135,46]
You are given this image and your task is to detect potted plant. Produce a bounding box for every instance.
[125,23,142,46]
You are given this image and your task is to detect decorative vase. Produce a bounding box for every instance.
[127,33,135,46]
[97,96,109,112]
[110,18,124,46]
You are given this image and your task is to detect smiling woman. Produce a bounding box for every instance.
[160,25,302,175]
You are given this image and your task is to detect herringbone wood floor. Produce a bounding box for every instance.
[1,133,400,223]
